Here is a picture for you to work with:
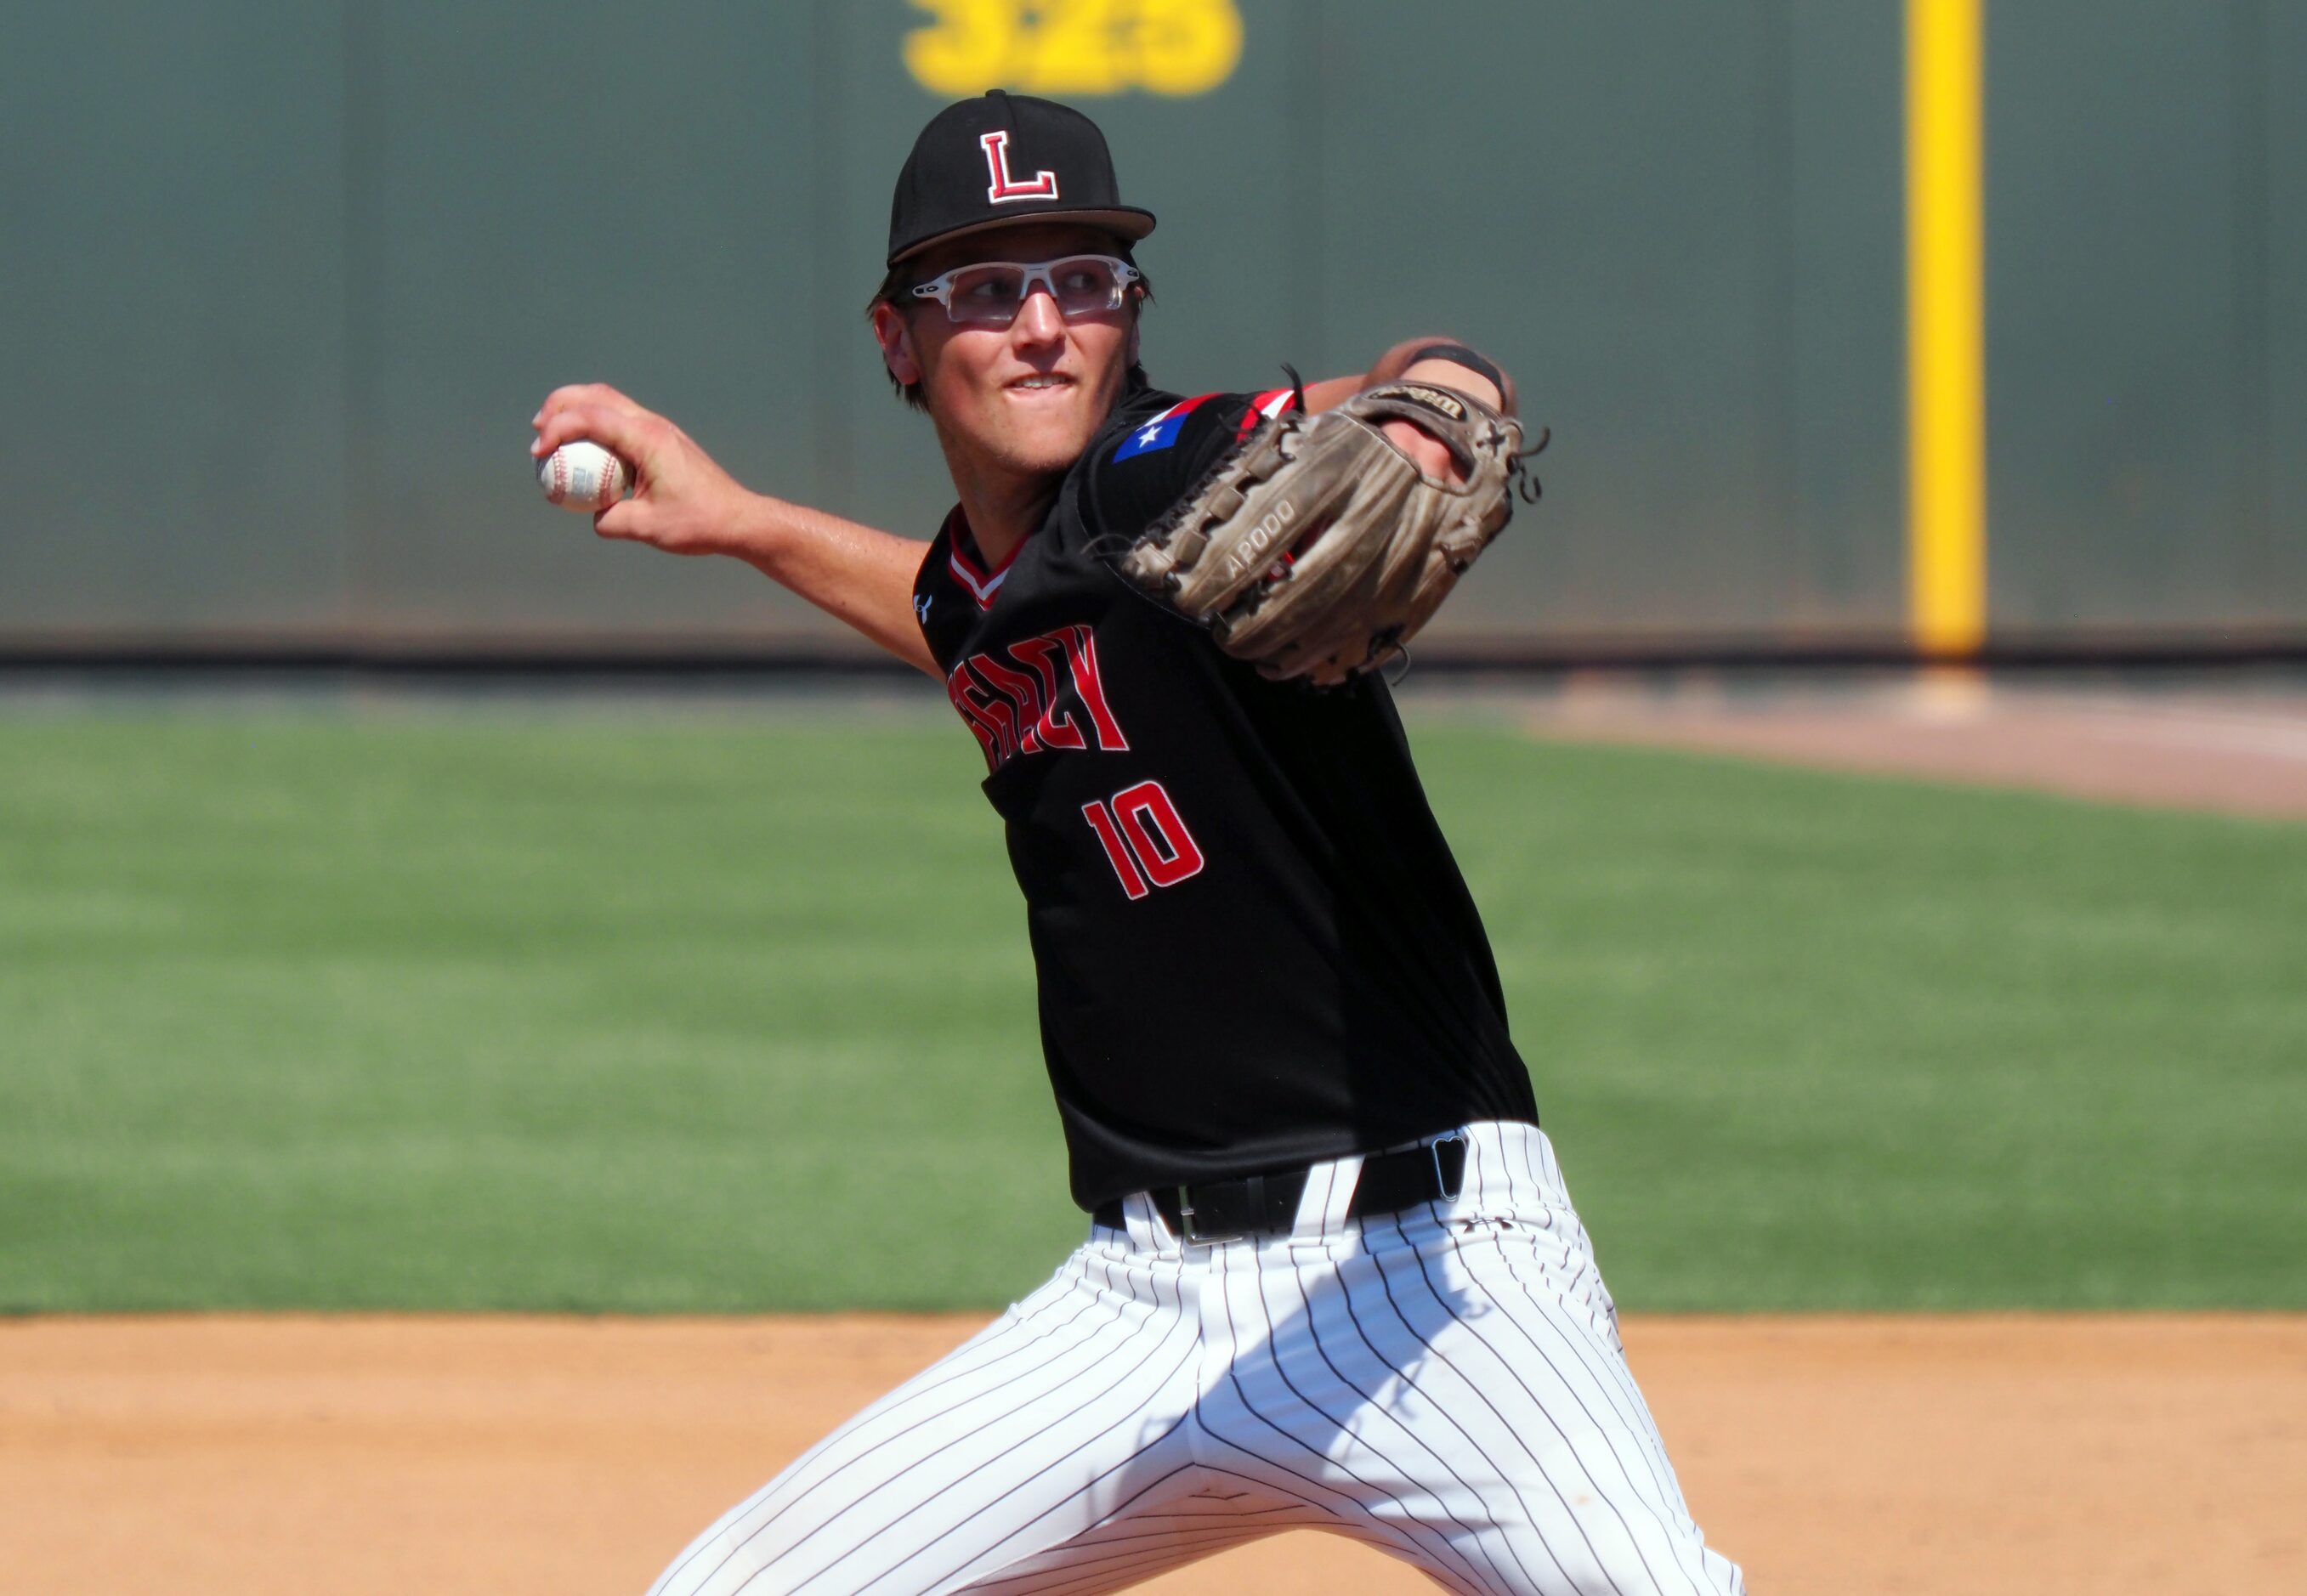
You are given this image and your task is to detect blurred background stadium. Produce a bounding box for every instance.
[3,0,2301,665]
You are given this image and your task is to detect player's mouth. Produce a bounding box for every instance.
[1003,374,1075,396]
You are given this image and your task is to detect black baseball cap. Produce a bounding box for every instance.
[887,90,1157,268]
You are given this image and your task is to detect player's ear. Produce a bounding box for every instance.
[872,301,922,387]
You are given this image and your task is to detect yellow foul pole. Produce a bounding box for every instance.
[1906,0,1987,656]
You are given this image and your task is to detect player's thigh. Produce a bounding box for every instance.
[645,1241,1197,1596]
[1341,1211,1745,1596]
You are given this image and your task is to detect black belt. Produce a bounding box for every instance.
[1091,1133,1468,1244]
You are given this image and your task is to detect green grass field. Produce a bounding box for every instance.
[2,704,2301,1314]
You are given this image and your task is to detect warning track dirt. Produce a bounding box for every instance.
[3,1314,2301,1595]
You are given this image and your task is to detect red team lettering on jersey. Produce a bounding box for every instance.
[1108,780,1205,888]
[946,624,1129,772]
[944,623,1209,903]
[1081,780,1205,900]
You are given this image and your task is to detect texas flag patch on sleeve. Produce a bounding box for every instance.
[1238,386,1299,436]
[1112,393,1222,461]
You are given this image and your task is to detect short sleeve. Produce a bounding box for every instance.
[1083,387,1301,544]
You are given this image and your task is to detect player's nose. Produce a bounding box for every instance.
[1012,287,1066,346]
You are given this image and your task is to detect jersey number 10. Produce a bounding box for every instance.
[1081,780,1205,900]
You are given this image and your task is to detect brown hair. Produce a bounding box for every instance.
[864,257,1154,412]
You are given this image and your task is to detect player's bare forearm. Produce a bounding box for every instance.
[532,382,938,677]
[722,497,938,677]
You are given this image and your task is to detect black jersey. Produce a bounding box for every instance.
[913,382,1539,1209]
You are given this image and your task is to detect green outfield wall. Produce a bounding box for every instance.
[3,1,2299,654]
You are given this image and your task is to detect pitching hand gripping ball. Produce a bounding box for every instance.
[536,441,632,512]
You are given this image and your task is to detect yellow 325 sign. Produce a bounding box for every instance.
[905,0,1244,98]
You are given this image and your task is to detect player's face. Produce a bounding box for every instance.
[881,224,1140,482]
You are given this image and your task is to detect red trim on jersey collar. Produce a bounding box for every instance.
[944,505,1026,610]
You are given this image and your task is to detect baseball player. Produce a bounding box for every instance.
[533,91,1744,1596]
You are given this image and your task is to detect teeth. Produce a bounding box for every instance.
[1014,377,1065,388]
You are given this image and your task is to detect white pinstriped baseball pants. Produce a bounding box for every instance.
[645,1123,1745,1596]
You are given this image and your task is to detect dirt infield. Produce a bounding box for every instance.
[4,1314,2301,1595]
[1512,679,2307,819]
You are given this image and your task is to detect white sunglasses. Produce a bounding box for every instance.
[909,254,1142,325]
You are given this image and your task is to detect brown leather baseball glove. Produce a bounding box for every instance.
[1114,382,1544,685]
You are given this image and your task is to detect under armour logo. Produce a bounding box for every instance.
[980,130,1059,204]
[915,594,932,624]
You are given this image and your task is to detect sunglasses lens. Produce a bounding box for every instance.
[1050,258,1125,318]
[944,263,1030,323]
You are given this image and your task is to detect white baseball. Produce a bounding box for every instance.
[536,441,632,512]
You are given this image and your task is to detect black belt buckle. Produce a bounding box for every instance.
[1176,1172,1278,1246]
[1173,1186,1233,1246]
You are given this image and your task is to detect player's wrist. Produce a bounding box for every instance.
[1395,356,1506,416]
